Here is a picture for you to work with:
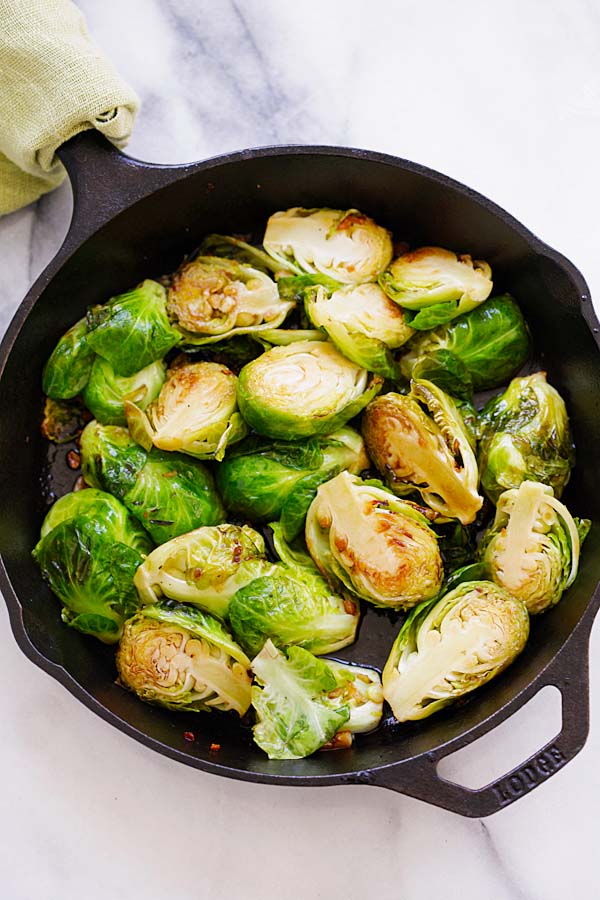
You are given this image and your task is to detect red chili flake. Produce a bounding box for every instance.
[193,568,203,579]
[209,743,221,752]
[66,450,81,470]
[183,731,195,742]
[162,471,177,478]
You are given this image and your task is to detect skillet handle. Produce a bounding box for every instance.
[367,637,590,817]
[56,130,194,242]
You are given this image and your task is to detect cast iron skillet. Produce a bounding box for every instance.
[1,131,599,818]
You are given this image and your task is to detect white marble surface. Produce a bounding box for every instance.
[1,1,600,897]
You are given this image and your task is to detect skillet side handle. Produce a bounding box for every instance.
[367,638,590,818]
[56,130,191,240]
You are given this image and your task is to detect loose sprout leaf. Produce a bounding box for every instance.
[277,274,342,304]
[42,317,96,400]
[251,640,350,759]
[85,280,181,376]
[198,234,284,274]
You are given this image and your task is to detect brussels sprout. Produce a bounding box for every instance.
[399,295,531,395]
[305,472,443,609]
[478,372,575,504]
[379,247,493,330]
[215,426,369,541]
[263,207,393,284]
[40,488,153,555]
[198,234,283,274]
[41,397,87,444]
[325,660,383,733]
[237,340,383,440]
[83,358,166,426]
[80,421,148,500]
[228,524,359,658]
[167,256,294,345]
[362,380,483,524]
[478,481,589,614]
[33,517,144,643]
[123,450,225,544]
[125,361,247,460]
[80,422,224,542]
[85,280,181,376]
[305,283,413,379]
[276,273,342,304]
[42,317,96,399]
[251,640,350,759]
[116,602,252,715]
[134,524,277,618]
[382,581,529,721]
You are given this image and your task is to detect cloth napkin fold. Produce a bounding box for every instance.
[0,0,139,215]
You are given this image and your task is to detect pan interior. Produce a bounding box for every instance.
[2,149,600,781]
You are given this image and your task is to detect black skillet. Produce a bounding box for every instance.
[1,131,599,818]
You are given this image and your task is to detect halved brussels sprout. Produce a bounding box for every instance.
[325,660,383,734]
[116,602,252,716]
[125,360,247,460]
[305,472,443,609]
[80,421,148,500]
[237,340,383,440]
[42,317,96,400]
[478,372,575,504]
[83,358,166,426]
[122,450,225,544]
[40,488,153,555]
[383,581,529,721]
[478,481,589,614]
[251,640,350,759]
[215,426,369,541]
[85,280,181,376]
[228,524,359,658]
[305,283,413,379]
[263,207,393,284]
[79,422,225,543]
[167,256,294,344]
[33,517,144,643]
[134,524,277,619]
[399,295,531,395]
[379,247,493,330]
[362,380,483,524]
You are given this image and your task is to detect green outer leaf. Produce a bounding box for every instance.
[83,357,166,426]
[123,449,225,544]
[85,280,181,376]
[277,274,341,304]
[403,300,469,330]
[410,350,473,401]
[251,641,350,759]
[39,488,153,555]
[140,601,251,669]
[33,517,143,643]
[228,565,358,659]
[315,319,401,380]
[80,421,148,500]
[42,317,96,399]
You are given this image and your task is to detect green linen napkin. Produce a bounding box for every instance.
[0,0,139,215]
